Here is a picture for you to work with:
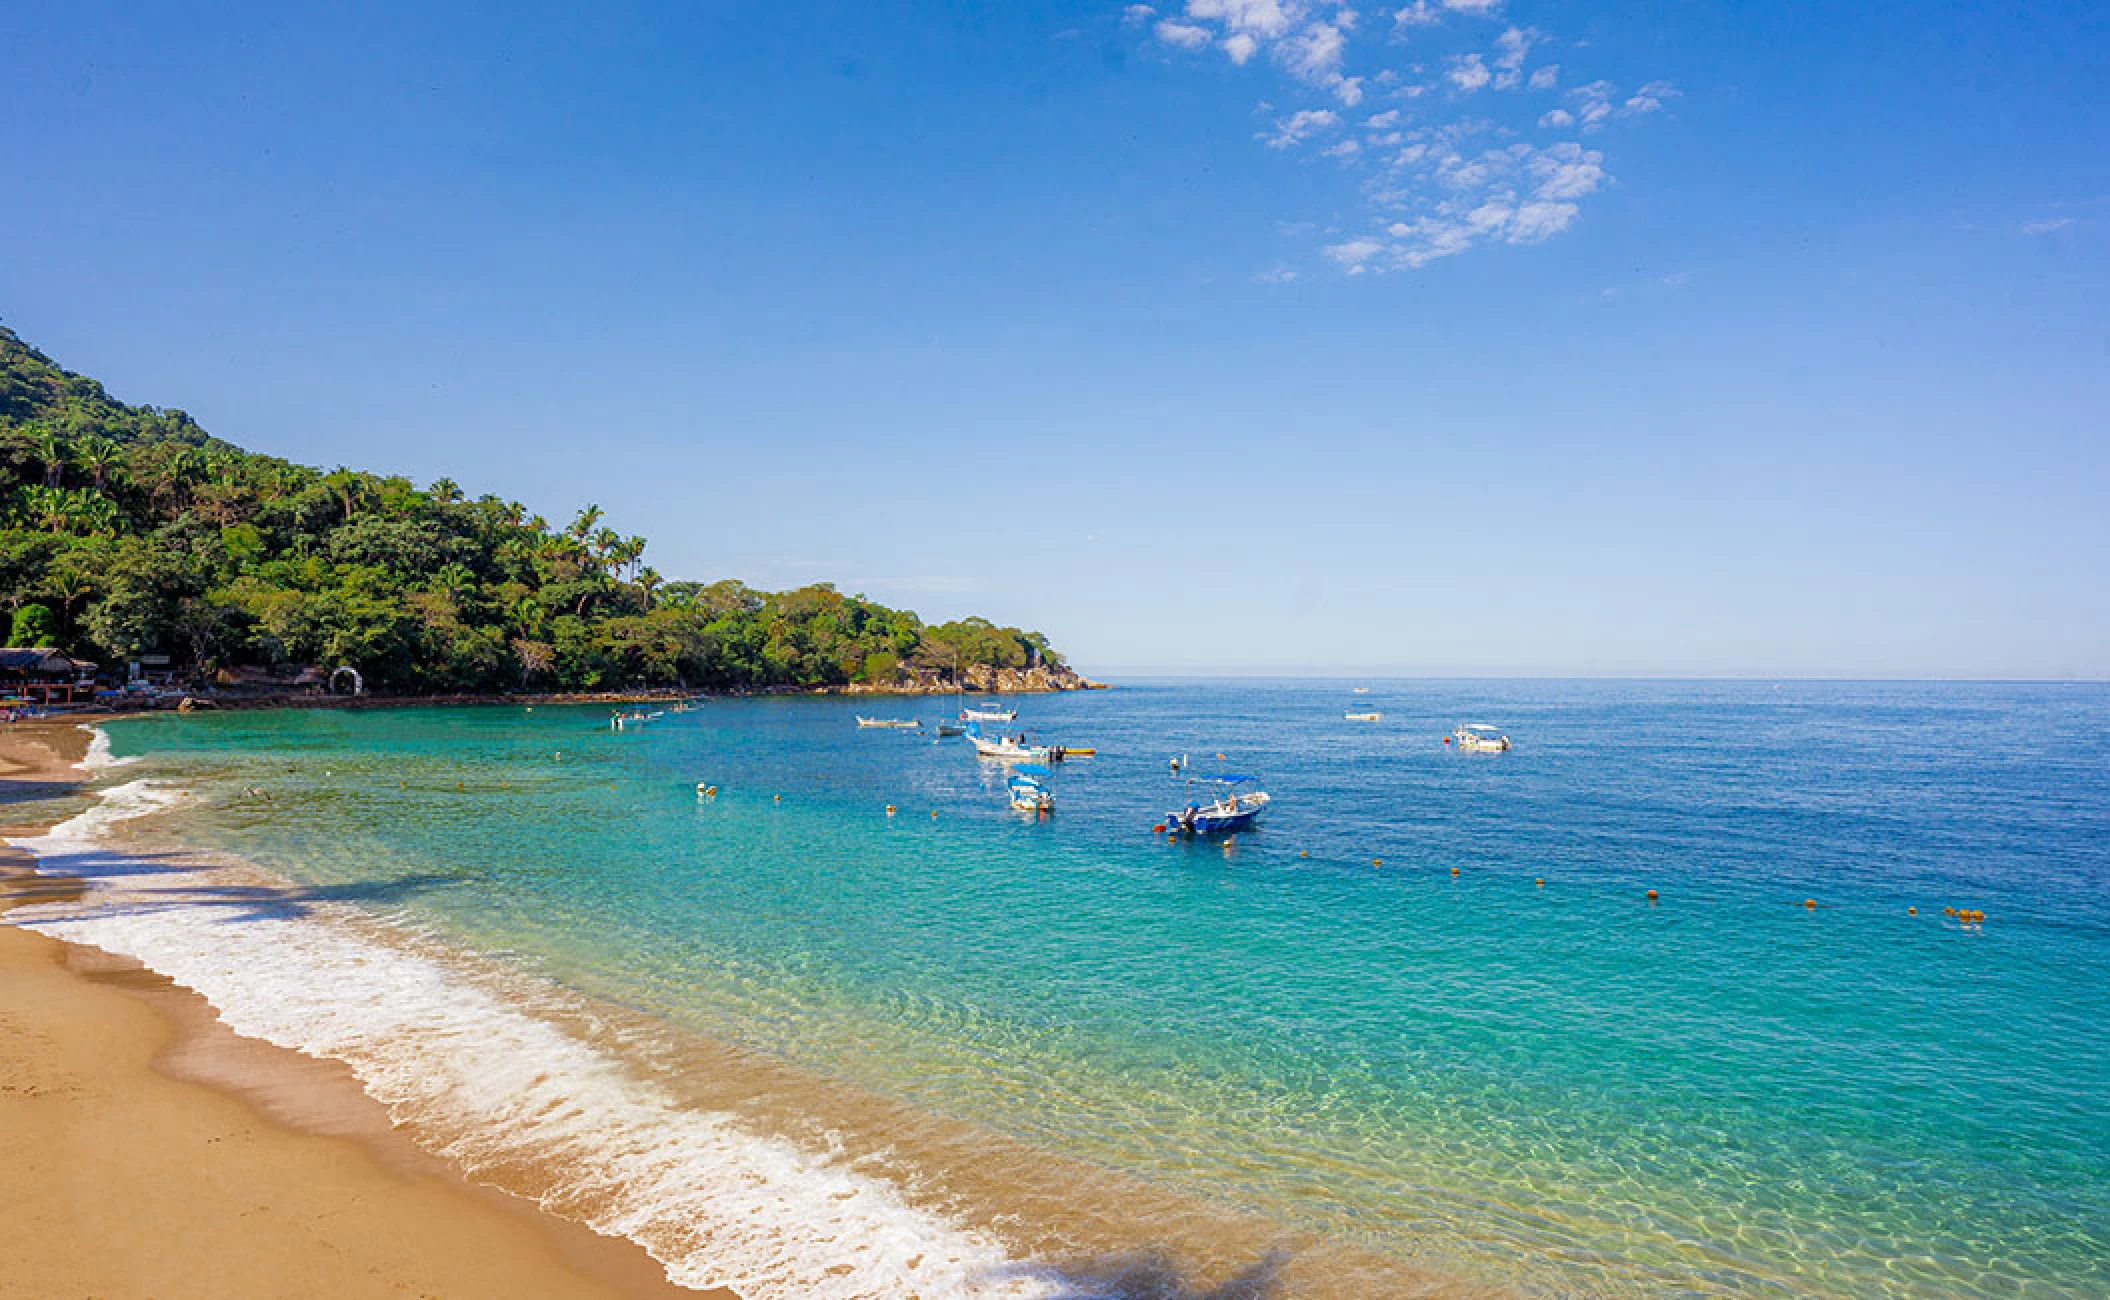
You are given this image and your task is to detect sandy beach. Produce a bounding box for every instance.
[0,720,722,1300]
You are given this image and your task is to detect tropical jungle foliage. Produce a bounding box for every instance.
[0,325,1064,692]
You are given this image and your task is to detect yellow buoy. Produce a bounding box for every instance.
[1450,866,1460,877]
[774,794,781,803]
[1536,878,1545,887]
[1908,906,1917,915]
[1299,850,1309,858]
[1372,857,1383,867]
[1803,899,1816,910]
[885,804,896,815]
[930,810,939,819]
[1646,889,1659,901]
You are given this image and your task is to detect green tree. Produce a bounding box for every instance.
[8,603,58,647]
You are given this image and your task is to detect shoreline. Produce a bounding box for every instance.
[69,673,1111,719]
[0,720,729,1300]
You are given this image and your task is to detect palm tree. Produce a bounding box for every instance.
[431,562,477,600]
[73,435,122,491]
[428,477,464,504]
[637,566,664,609]
[73,494,124,537]
[19,485,71,532]
[321,468,367,522]
[567,504,604,543]
[29,425,66,488]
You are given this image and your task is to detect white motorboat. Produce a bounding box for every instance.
[1452,723,1512,752]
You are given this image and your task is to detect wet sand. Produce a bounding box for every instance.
[0,719,724,1300]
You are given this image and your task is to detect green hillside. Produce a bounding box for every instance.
[0,325,1065,693]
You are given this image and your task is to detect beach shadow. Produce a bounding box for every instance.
[0,779,88,806]
[1008,1249,1287,1300]
[8,841,469,925]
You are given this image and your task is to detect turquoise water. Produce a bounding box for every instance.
[90,682,2110,1296]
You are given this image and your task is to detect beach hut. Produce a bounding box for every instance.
[0,648,98,707]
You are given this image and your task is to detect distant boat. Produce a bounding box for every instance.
[856,716,918,729]
[1006,763,1056,814]
[1166,775,1271,836]
[1452,723,1512,752]
[961,705,1017,722]
[611,708,663,730]
[1345,710,1383,722]
[964,723,1051,762]
[935,721,966,737]
[1352,686,1370,694]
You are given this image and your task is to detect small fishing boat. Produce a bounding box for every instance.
[935,721,965,737]
[961,705,1017,722]
[1345,710,1383,722]
[611,708,664,730]
[1452,723,1512,752]
[856,716,919,729]
[965,723,1052,763]
[1166,775,1271,836]
[1352,686,1370,694]
[1006,763,1056,814]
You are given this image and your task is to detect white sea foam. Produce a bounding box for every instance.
[8,781,1054,1300]
[77,724,140,772]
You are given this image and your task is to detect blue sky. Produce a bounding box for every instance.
[4,1,2105,677]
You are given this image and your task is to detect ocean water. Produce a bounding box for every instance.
[12,680,2110,1298]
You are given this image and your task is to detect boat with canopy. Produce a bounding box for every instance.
[964,722,1052,763]
[1006,763,1056,813]
[1452,723,1512,752]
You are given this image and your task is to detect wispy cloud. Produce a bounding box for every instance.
[1135,1,1675,274]
[2022,216,2078,236]
[1260,106,1341,148]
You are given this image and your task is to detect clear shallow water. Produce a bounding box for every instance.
[41,682,2110,1296]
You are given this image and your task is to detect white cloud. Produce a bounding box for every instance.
[1324,237,1388,272]
[2022,216,2077,235]
[1528,141,1605,199]
[1157,20,1213,49]
[1128,0,1670,274]
[1255,264,1301,283]
[1491,26,1536,88]
[1507,200,1578,242]
[1283,21,1348,80]
[1188,0,1299,39]
[1261,106,1342,147]
[1448,53,1491,90]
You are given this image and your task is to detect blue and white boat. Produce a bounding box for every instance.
[1006,763,1056,814]
[964,722,1052,763]
[1167,775,1271,836]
